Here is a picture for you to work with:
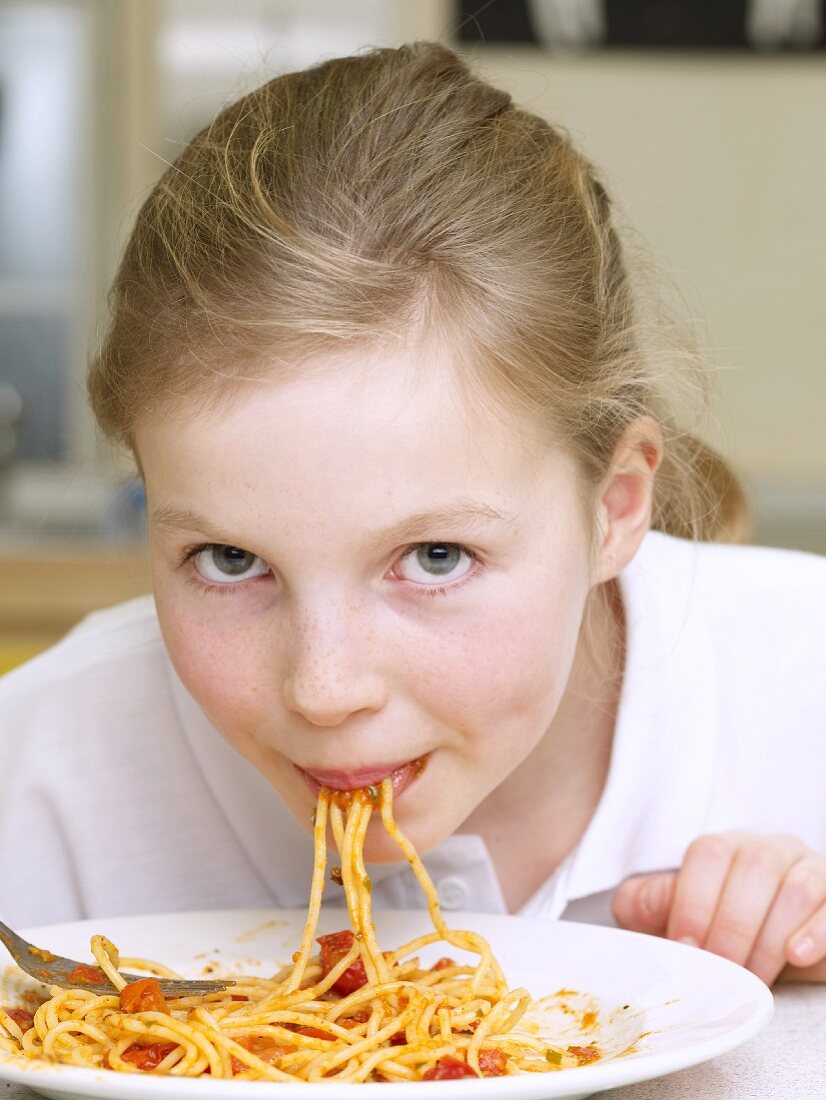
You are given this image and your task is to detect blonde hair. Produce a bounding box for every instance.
[88,40,749,545]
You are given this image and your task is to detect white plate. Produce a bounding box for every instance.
[0,908,772,1100]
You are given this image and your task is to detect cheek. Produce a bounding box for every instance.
[404,570,588,747]
[152,579,274,740]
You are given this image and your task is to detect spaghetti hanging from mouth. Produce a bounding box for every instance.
[0,779,599,1081]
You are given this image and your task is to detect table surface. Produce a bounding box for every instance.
[0,984,822,1098]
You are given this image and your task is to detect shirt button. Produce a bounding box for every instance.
[438,876,469,910]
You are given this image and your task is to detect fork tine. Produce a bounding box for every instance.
[157,982,237,998]
[150,978,238,997]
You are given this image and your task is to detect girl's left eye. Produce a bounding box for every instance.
[186,544,270,585]
[394,543,477,588]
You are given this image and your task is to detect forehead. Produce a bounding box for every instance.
[135,342,566,531]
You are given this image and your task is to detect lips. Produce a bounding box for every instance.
[299,756,428,798]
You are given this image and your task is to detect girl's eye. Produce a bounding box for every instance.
[189,544,270,585]
[395,543,476,586]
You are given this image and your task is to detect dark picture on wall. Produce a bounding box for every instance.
[456,1,826,50]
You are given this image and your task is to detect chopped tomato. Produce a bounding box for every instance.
[568,1044,600,1065]
[120,978,169,1015]
[230,1035,296,1074]
[230,994,249,1001]
[478,1048,508,1076]
[422,1055,478,1080]
[340,1010,370,1029]
[389,1030,407,1046]
[66,964,106,985]
[296,1025,333,1040]
[429,957,456,971]
[121,1042,178,1070]
[1,1007,34,1031]
[316,931,367,995]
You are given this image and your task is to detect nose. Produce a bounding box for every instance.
[281,600,388,727]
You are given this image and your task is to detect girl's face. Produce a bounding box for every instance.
[137,343,598,862]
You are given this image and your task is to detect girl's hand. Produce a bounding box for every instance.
[611,832,826,986]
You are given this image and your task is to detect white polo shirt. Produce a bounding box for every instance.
[1,531,824,930]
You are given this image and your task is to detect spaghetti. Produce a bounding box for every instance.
[0,778,599,1081]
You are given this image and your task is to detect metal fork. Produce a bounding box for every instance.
[0,920,236,998]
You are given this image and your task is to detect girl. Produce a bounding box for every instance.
[1,41,824,989]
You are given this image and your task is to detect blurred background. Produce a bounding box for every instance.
[0,0,824,671]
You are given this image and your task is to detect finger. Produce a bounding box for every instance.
[745,855,826,985]
[665,834,739,947]
[785,895,826,972]
[701,836,807,967]
[612,872,677,936]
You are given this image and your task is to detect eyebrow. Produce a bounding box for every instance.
[367,501,517,548]
[151,505,239,544]
[151,499,517,548]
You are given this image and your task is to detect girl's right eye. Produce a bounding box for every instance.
[184,543,271,585]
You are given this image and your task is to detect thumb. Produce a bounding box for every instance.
[611,871,678,936]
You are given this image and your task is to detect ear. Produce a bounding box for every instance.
[593,416,663,585]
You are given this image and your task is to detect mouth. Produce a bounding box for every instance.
[297,755,429,799]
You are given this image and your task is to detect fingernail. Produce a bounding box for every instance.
[678,935,698,948]
[640,878,664,917]
[790,935,815,963]
[639,883,652,916]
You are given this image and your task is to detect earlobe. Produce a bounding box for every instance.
[594,417,663,585]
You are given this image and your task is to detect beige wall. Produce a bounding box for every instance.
[467,48,826,490]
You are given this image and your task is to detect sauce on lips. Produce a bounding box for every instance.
[300,755,428,806]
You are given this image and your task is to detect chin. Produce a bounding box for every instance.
[360,813,449,865]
